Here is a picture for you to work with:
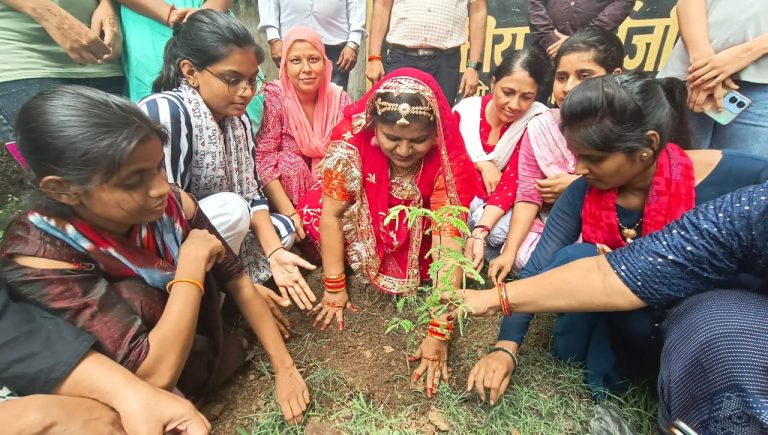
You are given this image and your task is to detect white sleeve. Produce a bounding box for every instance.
[346,0,368,44]
[257,0,281,41]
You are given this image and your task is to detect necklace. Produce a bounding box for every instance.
[617,217,642,243]
[389,160,422,200]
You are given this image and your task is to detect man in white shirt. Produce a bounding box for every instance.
[258,0,367,90]
[365,0,487,104]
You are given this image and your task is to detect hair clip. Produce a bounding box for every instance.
[375,98,435,126]
[614,74,629,86]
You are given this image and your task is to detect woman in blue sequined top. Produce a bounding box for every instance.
[456,183,768,433]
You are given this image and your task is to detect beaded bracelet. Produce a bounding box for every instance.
[166,278,204,295]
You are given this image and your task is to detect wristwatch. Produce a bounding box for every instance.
[466,60,480,70]
[346,41,360,52]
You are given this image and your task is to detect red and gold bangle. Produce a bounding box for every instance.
[427,326,452,341]
[497,281,511,316]
[324,283,346,293]
[429,320,454,331]
[323,273,346,293]
[367,55,382,62]
[427,318,453,341]
[502,283,512,315]
[324,283,346,291]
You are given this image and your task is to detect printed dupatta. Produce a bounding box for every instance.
[27,192,188,289]
[320,68,482,295]
[581,144,695,250]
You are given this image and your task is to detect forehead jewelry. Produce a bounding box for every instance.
[375,98,435,126]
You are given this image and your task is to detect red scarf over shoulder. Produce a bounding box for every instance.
[581,144,695,249]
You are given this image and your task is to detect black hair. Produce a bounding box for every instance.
[554,26,624,73]
[370,91,437,129]
[14,85,166,216]
[153,9,264,92]
[560,73,691,155]
[492,46,551,91]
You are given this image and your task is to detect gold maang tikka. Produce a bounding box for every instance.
[374,98,435,126]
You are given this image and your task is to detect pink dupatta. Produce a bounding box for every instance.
[278,26,345,168]
[525,109,575,177]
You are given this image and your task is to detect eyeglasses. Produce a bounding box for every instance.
[204,67,265,96]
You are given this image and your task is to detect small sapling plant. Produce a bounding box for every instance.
[383,204,484,336]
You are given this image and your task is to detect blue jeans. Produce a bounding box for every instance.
[544,243,662,398]
[687,80,768,156]
[0,76,124,143]
[324,44,350,90]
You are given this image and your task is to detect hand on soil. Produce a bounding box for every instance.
[409,337,449,398]
[254,284,292,338]
[268,249,317,310]
[274,365,310,425]
[467,351,515,405]
[310,290,357,331]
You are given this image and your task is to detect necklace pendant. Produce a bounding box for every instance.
[621,228,638,240]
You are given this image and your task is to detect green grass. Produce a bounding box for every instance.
[233,329,658,434]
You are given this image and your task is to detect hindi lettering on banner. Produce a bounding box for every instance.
[455,0,678,96]
[618,1,679,71]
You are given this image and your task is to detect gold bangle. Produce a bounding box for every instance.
[166,278,204,295]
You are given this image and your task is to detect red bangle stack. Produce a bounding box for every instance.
[497,281,511,316]
[427,319,454,341]
[367,55,382,62]
[323,273,346,294]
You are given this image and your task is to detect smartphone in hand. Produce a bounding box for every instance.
[704,89,751,125]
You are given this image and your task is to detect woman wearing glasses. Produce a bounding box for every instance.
[140,10,316,311]
[255,26,351,236]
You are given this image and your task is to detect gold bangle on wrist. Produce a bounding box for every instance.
[166,278,204,295]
